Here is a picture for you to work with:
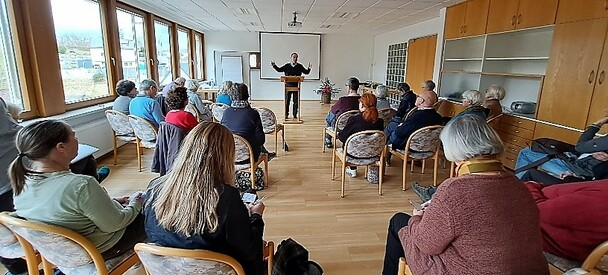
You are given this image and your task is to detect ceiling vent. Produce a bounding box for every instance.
[288,11,302,28]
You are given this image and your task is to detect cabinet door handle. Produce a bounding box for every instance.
[460,25,464,34]
[600,70,606,85]
[517,14,521,25]
[463,25,467,33]
[605,0,608,10]
[511,15,516,26]
[589,70,596,84]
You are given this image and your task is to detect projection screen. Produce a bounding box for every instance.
[260,32,321,80]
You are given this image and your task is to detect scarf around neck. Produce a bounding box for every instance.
[231,100,250,108]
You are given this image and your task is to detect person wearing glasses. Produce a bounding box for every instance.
[129,79,165,128]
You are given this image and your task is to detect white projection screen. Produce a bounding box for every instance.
[260,32,321,80]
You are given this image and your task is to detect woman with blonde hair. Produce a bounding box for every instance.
[216,80,234,105]
[483,84,506,119]
[144,122,266,275]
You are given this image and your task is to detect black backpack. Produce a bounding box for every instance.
[272,238,323,275]
[514,138,576,175]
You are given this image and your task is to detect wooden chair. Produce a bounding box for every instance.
[388,125,443,190]
[378,108,397,129]
[127,115,158,172]
[322,110,359,153]
[332,130,386,197]
[256,107,286,154]
[134,241,274,275]
[234,135,269,189]
[184,103,201,122]
[0,212,139,275]
[104,110,137,165]
[547,241,608,275]
[398,257,413,275]
[0,221,41,275]
[211,103,229,122]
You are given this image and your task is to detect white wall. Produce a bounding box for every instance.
[372,8,447,86]
[204,32,374,100]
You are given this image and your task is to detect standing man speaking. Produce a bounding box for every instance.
[271,52,311,119]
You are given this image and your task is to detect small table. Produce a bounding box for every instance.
[197,88,219,101]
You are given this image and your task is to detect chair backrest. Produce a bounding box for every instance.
[378,108,397,128]
[184,104,201,121]
[0,221,26,259]
[128,115,158,143]
[105,110,134,136]
[233,135,255,163]
[405,125,443,159]
[256,107,277,134]
[486,113,502,131]
[334,110,360,131]
[344,130,386,159]
[134,243,244,275]
[211,103,229,122]
[404,107,418,120]
[0,212,110,274]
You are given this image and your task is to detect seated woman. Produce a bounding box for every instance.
[10,120,145,260]
[455,90,487,119]
[373,85,391,110]
[382,114,548,275]
[112,79,137,114]
[483,84,506,119]
[221,83,275,161]
[216,80,233,105]
[144,122,266,275]
[165,87,199,132]
[338,93,384,178]
[184,79,212,122]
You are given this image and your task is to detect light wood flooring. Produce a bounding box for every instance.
[2,100,452,275]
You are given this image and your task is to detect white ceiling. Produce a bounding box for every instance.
[122,0,464,35]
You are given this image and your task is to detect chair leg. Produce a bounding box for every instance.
[410,160,414,173]
[322,128,326,153]
[379,158,384,196]
[42,258,54,275]
[450,162,455,178]
[331,152,337,180]
[402,159,408,191]
[136,140,142,172]
[113,135,118,165]
[341,161,347,198]
[422,159,426,174]
[275,132,278,155]
[281,129,286,151]
[251,165,257,189]
[264,159,269,187]
[433,156,439,187]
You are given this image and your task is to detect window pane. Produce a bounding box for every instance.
[51,0,111,104]
[154,21,172,85]
[117,8,148,85]
[177,29,190,78]
[195,34,203,79]
[0,0,23,109]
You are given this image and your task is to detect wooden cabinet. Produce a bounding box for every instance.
[537,18,608,130]
[444,0,489,39]
[497,114,536,169]
[487,0,557,33]
[405,35,437,92]
[533,123,581,145]
[556,0,608,24]
[436,100,465,117]
[586,32,608,135]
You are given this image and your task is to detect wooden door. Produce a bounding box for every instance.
[556,0,608,24]
[486,0,519,33]
[463,0,490,37]
[586,31,608,134]
[538,19,608,129]
[445,2,466,39]
[517,0,558,29]
[405,35,437,93]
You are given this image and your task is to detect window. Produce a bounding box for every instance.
[116,8,148,84]
[177,28,190,78]
[0,0,23,109]
[154,21,172,85]
[50,0,111,104]
[195,33,203,79]
[249,52,260,69]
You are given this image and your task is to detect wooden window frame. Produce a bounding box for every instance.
[176,26,192,78]
[115,3,151,84]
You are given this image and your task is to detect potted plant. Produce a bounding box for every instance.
[315,77,340,104]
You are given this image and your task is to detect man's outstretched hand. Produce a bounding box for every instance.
[308,62,312,69]
[270,61,276,67]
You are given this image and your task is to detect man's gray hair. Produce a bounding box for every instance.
[174,77,187,85]
[184,79,199,92]
[461,90,484,106]
[374,85,388,99]
[485,85,506,101]
[440,114,504,162]
[140,79,157,91]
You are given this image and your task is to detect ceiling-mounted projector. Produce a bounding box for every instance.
[288,11,302,28]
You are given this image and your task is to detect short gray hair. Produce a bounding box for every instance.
[174,77,186,85]
[485,85,506,100]
[140,79,157,91]
[184,79,199,92]
[461,90,484,106]
[441,114,504,162]
[374,85,388,99]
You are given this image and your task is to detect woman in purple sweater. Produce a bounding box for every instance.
[382,114,548,275]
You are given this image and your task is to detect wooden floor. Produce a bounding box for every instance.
[4,100,451,275]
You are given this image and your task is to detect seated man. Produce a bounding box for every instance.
[388,90,443,151]
[325,77,361,148]
[160,76,186,96]
[515,113,608,180]
[385,82,432,144]
[129,79,165,128]
[524,180,608,262]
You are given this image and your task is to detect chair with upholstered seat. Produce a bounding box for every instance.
[332,130,386,197]
[546,241,608,275]
[0,212,139,275]
[127,115,158,172]
[184,103,201,122]
[234,135,269,189]
[256,107,286,153]
[104,110,137,165]
[378,108,397,129]
[322,110,359,153]
[388,125,443,190]
[398,257,413,275]
[211,103,229,122]
[0,221,41,275]
[134,241,274,275]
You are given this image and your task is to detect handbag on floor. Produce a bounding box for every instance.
[234,167,265,191]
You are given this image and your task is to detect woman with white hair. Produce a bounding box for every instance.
[216,80,234,105]
[382,114,548,275]
[483,84,506,119]
[184,79,212,121]
[453,89,487,120]
[373,85,391,110]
